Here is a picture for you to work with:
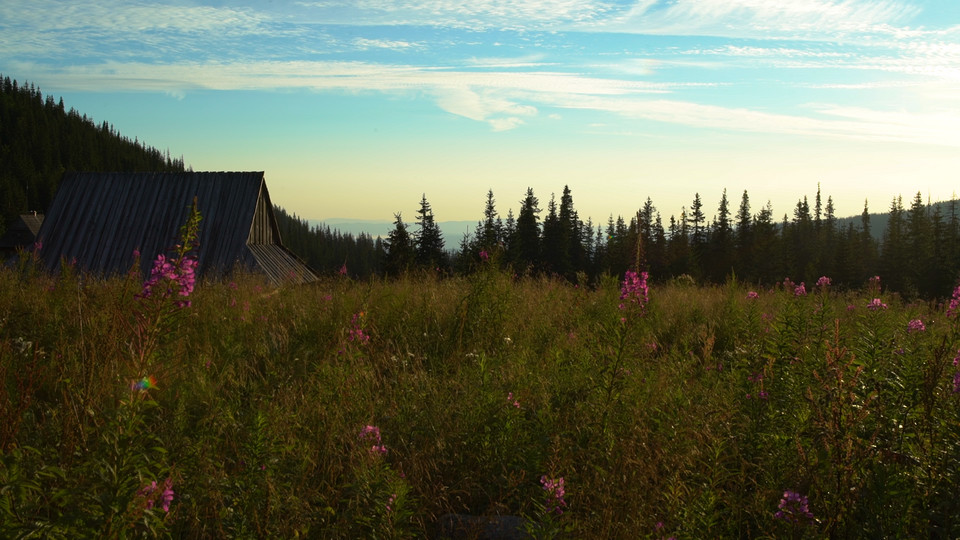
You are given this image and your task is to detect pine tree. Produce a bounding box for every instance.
[906,192,932,297]
[475,189,500,250]
[708,189,733,283]
[414,194,446,270]
[753,202,779,283]
[384,212,413,276]
[540,193,565,274]
[510,188,541,272]
[735,190,753,280]
[881,196,907,294]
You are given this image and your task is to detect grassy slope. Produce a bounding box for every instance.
[2,258,960,538]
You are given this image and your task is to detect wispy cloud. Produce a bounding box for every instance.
[352,38,423,51]
[594,0,923,38]
[296,0,623,29]
[16,57,960,145]
[541,92,960,147]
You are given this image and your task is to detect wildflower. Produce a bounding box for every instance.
[953,349,960,366]
[907,319,926,333]
[360,425,381,442]
[816,276,831,288]
[948,284,960,319]
[540,475,567,515]
[794,282,806,297]
[348,312,370,344]
[360,425,387,456]
[139,481,157,506]
[747,291,759,299]
[479,250,489,261]
[867,298,888,311]
[138,477,175,513]
[386,493,397,513]
[954,372,960,394]
[507,392,520,408]
[138,251,197,307]
[339,262,348,276]
[619,270,650,313]
[774,490,814,524]
[160,478,175,512]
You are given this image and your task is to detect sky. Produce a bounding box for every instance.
[2,0,960,227]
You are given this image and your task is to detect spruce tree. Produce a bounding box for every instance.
[384,212,413,276]
[414,194,446,270]
[511,188,541,272]
[735,190,753,281]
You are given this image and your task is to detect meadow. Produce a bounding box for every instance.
[2,246,960,539]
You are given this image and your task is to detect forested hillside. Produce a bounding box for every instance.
[0,75,186,232]
[274,206,385,278]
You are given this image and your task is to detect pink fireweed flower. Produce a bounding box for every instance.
[160,478,175,512]
[360,425,381,442]
[360,424,387,455]
[775,490,813,525]
[540,475,567,515]
[507,392,520,408]
[138,477,175,513]
[953,372,960,394]
[138,252,197,307]
[907,319,926,333]
[747,291,759,299]
[867,298,888,311]
[386,493,397,513]
[479,250,489,261]
[948,284,960,319]
[816,276,831,288]
[794,282,807,297]
[619,270,649,314]
[348,312,370,344]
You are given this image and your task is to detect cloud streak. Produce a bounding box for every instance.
[15,58,959,145]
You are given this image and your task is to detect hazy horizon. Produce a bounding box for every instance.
[3,0,959,224]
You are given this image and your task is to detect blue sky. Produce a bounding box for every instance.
[2,0,960,226]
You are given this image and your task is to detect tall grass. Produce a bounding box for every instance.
[2,255,959,538]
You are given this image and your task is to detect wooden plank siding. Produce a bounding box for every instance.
[36,171,317,284]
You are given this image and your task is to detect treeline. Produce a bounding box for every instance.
[0,75,186,234]
[274,206,385,278]
[376,186,960,299]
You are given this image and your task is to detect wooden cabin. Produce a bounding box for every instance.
[35,171,317,284]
